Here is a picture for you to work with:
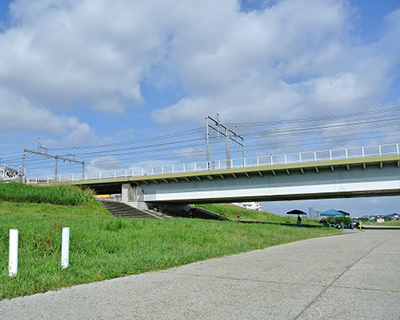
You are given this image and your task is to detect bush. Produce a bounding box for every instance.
[327,216,352,226]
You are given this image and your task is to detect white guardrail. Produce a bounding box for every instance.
[27,143,400,184]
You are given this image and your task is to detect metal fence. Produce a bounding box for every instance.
[27,143,400,184]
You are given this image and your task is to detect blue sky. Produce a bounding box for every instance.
[0,0,399,216]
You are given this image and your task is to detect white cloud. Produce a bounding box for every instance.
[150,0,399,124]
[1,0,172,114]
[0,0,399,148]
[0,87,96,145]
[87,155,121,171]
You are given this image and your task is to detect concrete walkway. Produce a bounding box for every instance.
[1,230,399,320]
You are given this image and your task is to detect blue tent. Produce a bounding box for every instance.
[320,209,345,217]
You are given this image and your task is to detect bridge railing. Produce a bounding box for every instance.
[28,143,400,184]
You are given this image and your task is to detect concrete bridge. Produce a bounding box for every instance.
[49,143,400,212]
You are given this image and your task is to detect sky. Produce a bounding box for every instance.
[0,0,399,216]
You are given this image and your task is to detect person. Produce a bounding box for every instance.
[237,213,240,221]
[297,215,302,225]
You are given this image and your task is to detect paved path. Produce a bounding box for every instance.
[1,230,399,320]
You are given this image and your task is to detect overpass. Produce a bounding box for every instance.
[38,143,400,211]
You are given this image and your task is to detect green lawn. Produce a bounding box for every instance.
[0,204,338,300]
[196,203,320,225]
[0,184,338,300]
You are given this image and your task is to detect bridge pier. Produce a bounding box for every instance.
[121,183,149,211]
[121,183,192,215]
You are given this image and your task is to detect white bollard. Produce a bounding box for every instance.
[61,227,70,269]
[9,229,18,277]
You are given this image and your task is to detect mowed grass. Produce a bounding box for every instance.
[0,184,337,299]
[0,206,338,300]
[196,203,320,225]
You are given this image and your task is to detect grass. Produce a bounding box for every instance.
[0,184,338,299]
[0,183,108,216]
[0,182,101,207]
[196,203,320,225]
[366,220,400,226]
[0,204,338,300]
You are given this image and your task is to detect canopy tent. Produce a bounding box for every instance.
[287,209,307,216]
[320,209,345,217]
[338,210,351,216]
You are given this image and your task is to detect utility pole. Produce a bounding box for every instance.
[205,115,245,169]
[22,143,85,181]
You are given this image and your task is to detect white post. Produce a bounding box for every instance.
[61,227,70,269]
[9,229,18,277]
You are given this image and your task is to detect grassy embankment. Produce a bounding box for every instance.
[364,220,400,226]
[196,203,320,225]
[0,183,338,300]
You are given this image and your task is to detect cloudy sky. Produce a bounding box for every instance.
[0,0,399,216]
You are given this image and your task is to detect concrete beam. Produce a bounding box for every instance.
[330,166,335,172]
[271,170,276,176]
[220,175,226,180]
[232,173,237,179]
[315,167,319,173]
[258,172,263,177]
[68,154,400,190]
[286,169,291,176]
[163,179,169,184]
[244,172,250,178]
[300,168,305,175]
[363,163,367,170]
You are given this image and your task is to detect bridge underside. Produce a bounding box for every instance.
[72,155,400,206]
[149,189,400,204]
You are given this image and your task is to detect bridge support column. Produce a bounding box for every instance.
[121,183,149,210]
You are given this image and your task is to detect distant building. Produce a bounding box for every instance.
[309,207,321,218]
[232,202,262,212]
[377,218,385,224]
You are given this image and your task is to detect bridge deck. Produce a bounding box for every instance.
[66,154,400,196]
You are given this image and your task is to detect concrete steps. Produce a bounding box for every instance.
[99,200,165,219]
